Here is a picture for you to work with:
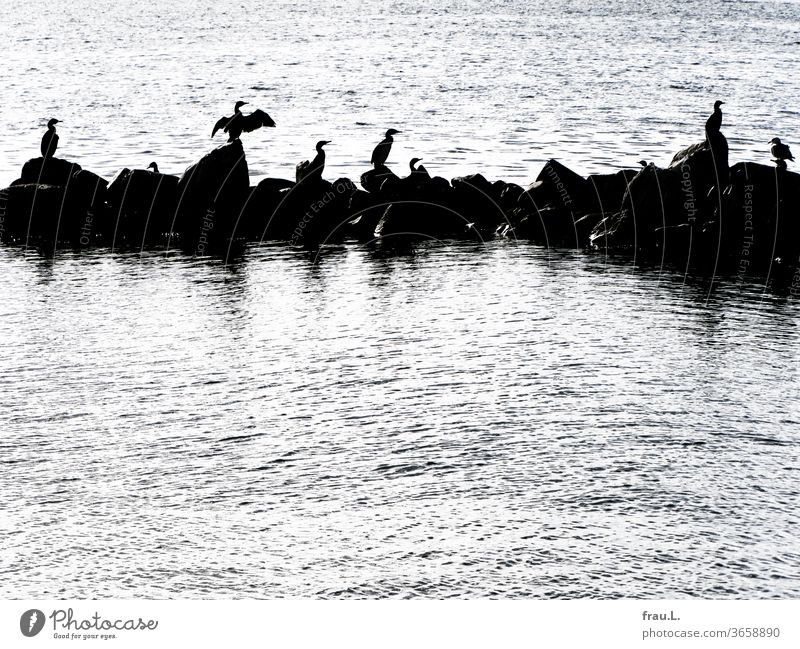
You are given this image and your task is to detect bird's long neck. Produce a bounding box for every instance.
[385,135,393,144]
[48,124,56,132]
[234,105,242,114]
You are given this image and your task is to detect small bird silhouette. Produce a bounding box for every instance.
[296,140,331,184]
[769,137,794,164]
[371,129,400,167]
[705,100,724,136]
[40,118,60,158]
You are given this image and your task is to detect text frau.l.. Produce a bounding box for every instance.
[50,608,158,632]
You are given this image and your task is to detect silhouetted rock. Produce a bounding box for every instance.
[716,162,800,271]
[241,177,296,239]
[520,160,589,213]
[174,140,250,251]
[586,169,638,216]
[450,173,508,234]
[360,165,398,195]
[106,168,179,243]
[19,157,81,187]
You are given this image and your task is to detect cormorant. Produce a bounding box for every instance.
[296,140,331,184]
[371,129,400,167]
[638,160,648,168]
[147,162,160,173]
[769,137,794,163]
[409,157,430,180]
[212,101,276,142]
[40,118,60,159]
[705,100,724,136]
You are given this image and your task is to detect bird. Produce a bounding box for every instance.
[40,118,60,158]
[769,137,794,164]
[705,100,724,136]
[212,101,276,142]
[371,129,400,167]
[147,162,160,173]
[296,140,331,184]
[409,157,430,180]
[638,160,648,168]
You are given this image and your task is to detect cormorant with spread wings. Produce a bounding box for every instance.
[212,101,276,142]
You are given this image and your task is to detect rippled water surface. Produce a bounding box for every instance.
[1,0,800,186]
[1,0,800,599]
[1,243,799,598]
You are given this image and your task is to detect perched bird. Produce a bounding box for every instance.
[371,128,400,167]
[409,157,430,180]
[40,118,60,158]
[212,101,276,142]
[638,160,648,168]
[147,162,160,173]
[296,140,331,184]
[705,100,724,136]
[769,137,794,164]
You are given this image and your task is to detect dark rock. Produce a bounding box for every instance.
[450,173,507,234]
[0,184,68,241]
[520,159,589,213]
[717,162,800,271]
[240,177,296,239]
[585,169,638,216]
[106,168,179,243]
[174,140,250,251]
[360,165,399,195]
[20,157,81,186]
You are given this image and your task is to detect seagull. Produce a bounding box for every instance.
[296,140,331,184]
[769,137,794,164]
[212,101,276,142]
[40,118,60,158]
[705,100,724,136]
[371,129,400,167]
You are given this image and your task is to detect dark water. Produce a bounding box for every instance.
[1,242,798,598]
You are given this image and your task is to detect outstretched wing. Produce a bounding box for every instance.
[212,115,231,138]
[240,109,276,133]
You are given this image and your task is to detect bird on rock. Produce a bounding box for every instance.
[296,140,331,184]
[40,118,60,158]
[212,101,276,142]
[769,137,794,164]
[705,100,724,136]
[371,129,400,167]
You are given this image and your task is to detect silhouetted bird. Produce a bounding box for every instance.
[638,160,648,168]
[705,100,724,136]
[147,162,160,173]
[770,137,794,163]
[296,140,331,184]
[212,101,276,142]
[371,129,400,167]
[409,157,430,180]
[40,118,60,158]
